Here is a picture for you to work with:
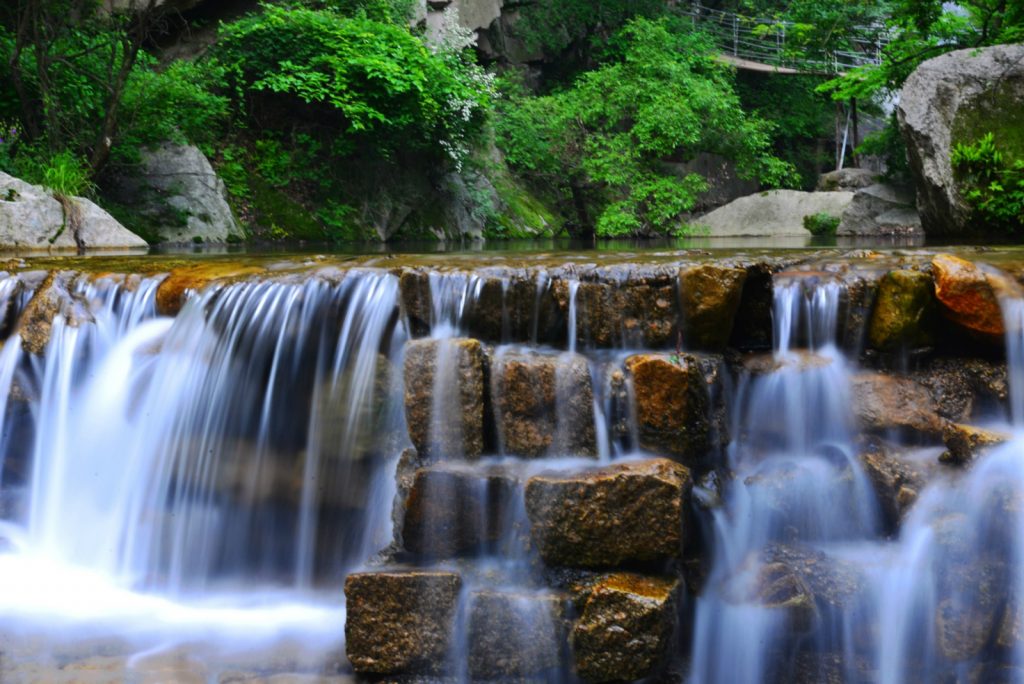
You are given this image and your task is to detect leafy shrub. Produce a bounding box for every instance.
[951,132,1024,232]
[803,211,841,235]
[11,147,95,197]
[215,5,493,168]
[496,19,793,237]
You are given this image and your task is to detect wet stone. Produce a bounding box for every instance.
[18,271,93,355]
[571,573,679,683]
[399,270,432,337]
[868,269,937,351]
[931,254,1004,342]
[850,372,945,438]
[467,590,568,679]
[403,338,485,459]
[859,445,929,529]
[344,570,462,674]
[552,278,677,348]
[679,263,747,351]
[401,462,519,558]
[623,353,710,465]
[940,422,1011,465]
[492,350,596,458]
[524,458,691,568]
[154,263,265,316]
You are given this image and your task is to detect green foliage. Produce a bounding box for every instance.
[803,211,841,235]
[215,5,493,167]
[301,0,414,23]
[951,132,1024,232]
[496,19,793,237]
[515,0,668,59]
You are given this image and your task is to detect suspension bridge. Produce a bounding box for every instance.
[685,5,890,76]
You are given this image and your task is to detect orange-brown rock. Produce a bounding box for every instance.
[850,373,945,437]
[468,590,568,678]
[931,254,1003,340]
[155,263,265,316]
[623,354,709,463]
[940,422,1011,465]
[17,271,92,354]
[679,263,747,350]
[524,458,691,567]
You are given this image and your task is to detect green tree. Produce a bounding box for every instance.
[497,18,792,238]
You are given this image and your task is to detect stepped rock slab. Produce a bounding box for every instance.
[492,350,596,457]
[572,573,678,683]
[524,458,691,567]
[403,338,485,458]
[344,570,462,674]
[552,278,677,348]
[468,590,567,678]
[623,353,709,464]
[678,263,747,350]
[868,269,936,350]
[931,254,1004,340]
[401,462,518,557]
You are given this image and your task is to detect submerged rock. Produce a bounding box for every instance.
[524,458,691,567]
[403,338,485,459]
[931,254,1004,341]
[401,462,518,557]
[678,263,747,350]
[571,573,679,683]
[344,570,462,674]
[17,271,93,354]
[850,372,945,438]
[467,590,568,678]
[622,353,710,465]
[492,350,596,458]
[867,269,936,350]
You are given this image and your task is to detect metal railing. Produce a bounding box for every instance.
[685,5,889,74]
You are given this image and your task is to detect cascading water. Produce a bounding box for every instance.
[0,269,407,676]
[690,276,881,684]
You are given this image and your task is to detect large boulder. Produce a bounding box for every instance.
[524,458,691,567]
[621,354,710,464]
[678,263,747,350]
[898,44,1024,235]
[344,570,462,674]
[571,573,679,683]
[836,184,922,237]
[491,350,596,458]
[693,190,853,237]
[0,172,148,251]
[403,338,486,458]
[817,168,878,191]
[931,254,1004,340]
[108,142,244,244]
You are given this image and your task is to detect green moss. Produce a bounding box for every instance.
[952,81,1024,160]
[487,177,560,239]
[249,176,325,242]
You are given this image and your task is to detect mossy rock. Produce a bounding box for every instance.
[867,269,936,350]
[248,175,326,242]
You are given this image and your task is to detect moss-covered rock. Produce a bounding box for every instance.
[931,254,1004,341]
[344,570,462,674]
[403,337,486,458]
[571,573,679,683]
[491,350,596,458]
[468,590,568,678]
[678,263,747,350]
[868,269,936,350]
[622,353,710,465]
[524,458,691,567]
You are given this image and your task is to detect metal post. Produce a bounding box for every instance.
[733,15,739,56]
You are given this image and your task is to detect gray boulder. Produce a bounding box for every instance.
[817,168,878,192]
[110,142,244,244]
[898,44,1024,235]
[837,183,922,236]
[693,189,853,237]
[0,172,147,251]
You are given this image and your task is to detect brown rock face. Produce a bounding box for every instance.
[859,447,928,529]
[468,590,567,679]
[344,570,462,674]
[492,350,596,458]
[403,338,485,458]
[571,573,678,683]
[18,272,92,355]
[524,458,691,567]
[154,263,264,316]
[850,373,945,437]
[399,269,432,337]
[679,264,747,350]
[868,269,936,350]
[552,279,677,348]
[401,463,518,557]
[623,354,710,464]
[931,254,1004,340]
[940,422,1010,465]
